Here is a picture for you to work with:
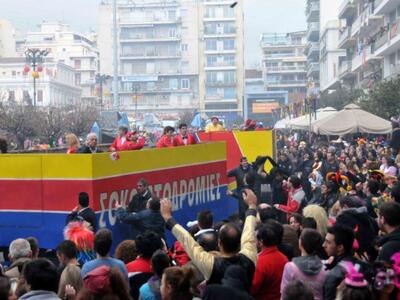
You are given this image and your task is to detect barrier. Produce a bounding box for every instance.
[0,142,236,248]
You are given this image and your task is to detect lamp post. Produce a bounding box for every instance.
[95,74,112,109]
[132,84,140,129]
[25,48,48,106]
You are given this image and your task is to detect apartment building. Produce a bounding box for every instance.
[260,31,308,103]
[0,57,81,106]
[305,0,320,89]
[98,0,244,121]
[0,20,17,57]
[24,22,100,106]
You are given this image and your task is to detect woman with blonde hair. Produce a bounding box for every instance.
[65,133,80,154]
[302,204,328,237]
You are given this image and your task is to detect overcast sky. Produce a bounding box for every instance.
[0,0,306,67]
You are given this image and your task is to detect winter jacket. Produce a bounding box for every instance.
[251,246,288,300]
[390,127,400,152]
[336,207,378,253]
[5,257,31,279]
[116,208,165,240]
[276,187,305,214]
[281,256,327,300]
[377,227,400,262]
[19,290,61,300]
[167,209,257,286]
[227,165,253,191]
[124,137,145,151]
[109,135,127,151]
[323,255,370,300]
[139,276,162,300]
[127,190,152,213]
[203,265,254,300]
[156,135,173,148]
[66,207,97,232]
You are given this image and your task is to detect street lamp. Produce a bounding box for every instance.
[95,74,112,109]
[25,48,49,106]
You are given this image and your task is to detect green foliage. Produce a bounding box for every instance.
[358,75,400,120]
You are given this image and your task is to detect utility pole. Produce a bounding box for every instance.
[25,49,48,106]
[112,0,119,110]
[132,84,139,129]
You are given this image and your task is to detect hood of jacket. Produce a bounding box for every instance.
[19,290,60,300]
[292,255,323,275]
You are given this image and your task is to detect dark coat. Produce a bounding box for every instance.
[127,190,152,213]
[390,127,400,151]
[377,227,400,262]
[227,166,253,191]
[116,208,165,240]
[323,255,371,300]
[203,265,254,300]
[77,145,103,153]
[66,207,97,231]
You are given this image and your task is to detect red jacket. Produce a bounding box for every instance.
[126,256,151,274]
[173,134,197,146]
[276,187,305,215]
[251,246,288,300]
[109,135,127,151]
[156,135,174,148]
[124,137,145,151]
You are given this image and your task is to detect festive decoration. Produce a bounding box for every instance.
[341,261,368,288]
[110,152,120,161]
[37,66,43,72]
[31,71,40,79]
[23,65,30,74]
[64,221,96,265]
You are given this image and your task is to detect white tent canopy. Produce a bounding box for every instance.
[311,103,392,135]
[288,107,337,130]
[274,116,291,129]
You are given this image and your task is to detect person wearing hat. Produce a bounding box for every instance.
[125,131,145,151]
[205,116,224,133]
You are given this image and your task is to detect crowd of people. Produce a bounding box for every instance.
[2,120,400,299]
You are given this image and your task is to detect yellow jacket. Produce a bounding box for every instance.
[205,123,224,133]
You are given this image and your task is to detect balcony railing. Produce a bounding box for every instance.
[119,16,182,25]
[339,27,352,46]
[120,51,181,58]
[339,60,352,76]
[267,79,308,85]
[266,66,306,72]
[339,0,357,19]
[205,80,237,86]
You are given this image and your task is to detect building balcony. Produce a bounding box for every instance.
[119,35,182,43]
[338,60,356,80]
[338,26,356,49]
[267,80,308,87]
[203,15,236,22]
[351,3,383,38]
[306,2,320,23]
[307,42,320,60]
[120,52,182,60]
[307,62,320,77]
[306,22,320,42]
[351,45,382,72]
[205,80,237,87]
[119,16,182,27]
[339,0,357,19]
[204,49,236,55]
[203,0,236,6]
[266,66,306,73]
[373,18,400,56]
[118,0,179,8]
[204,64,237,71]
[374,0,400,15]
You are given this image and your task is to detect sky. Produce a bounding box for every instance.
[0,0,306,67]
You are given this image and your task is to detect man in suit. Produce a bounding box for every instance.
[78,133,103,154]
[173,123,197,146]
[66,192,97,231]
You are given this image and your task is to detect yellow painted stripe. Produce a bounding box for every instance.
[0,142,226,180]
[233,131,274,170]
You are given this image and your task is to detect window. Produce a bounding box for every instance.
[12,70,16,77]
[224,87,236,99]
[37,90,43,103]
[181,9,188,17]
[181,78,190,89]
[223,6,234,18]
[74,60,81,69]
[169,78,178,89]
[206,87,218,96]
[181,44,188,51]
[8,90,15,101]
[206,40,217,50]
[224,55,235,66]
[207,56,217,66]
[75,73,81,85]
[206,72,217,83]
[223,71,235,83]
[223,39,235,50]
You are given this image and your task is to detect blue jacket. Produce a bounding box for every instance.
[116,208,165,240]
